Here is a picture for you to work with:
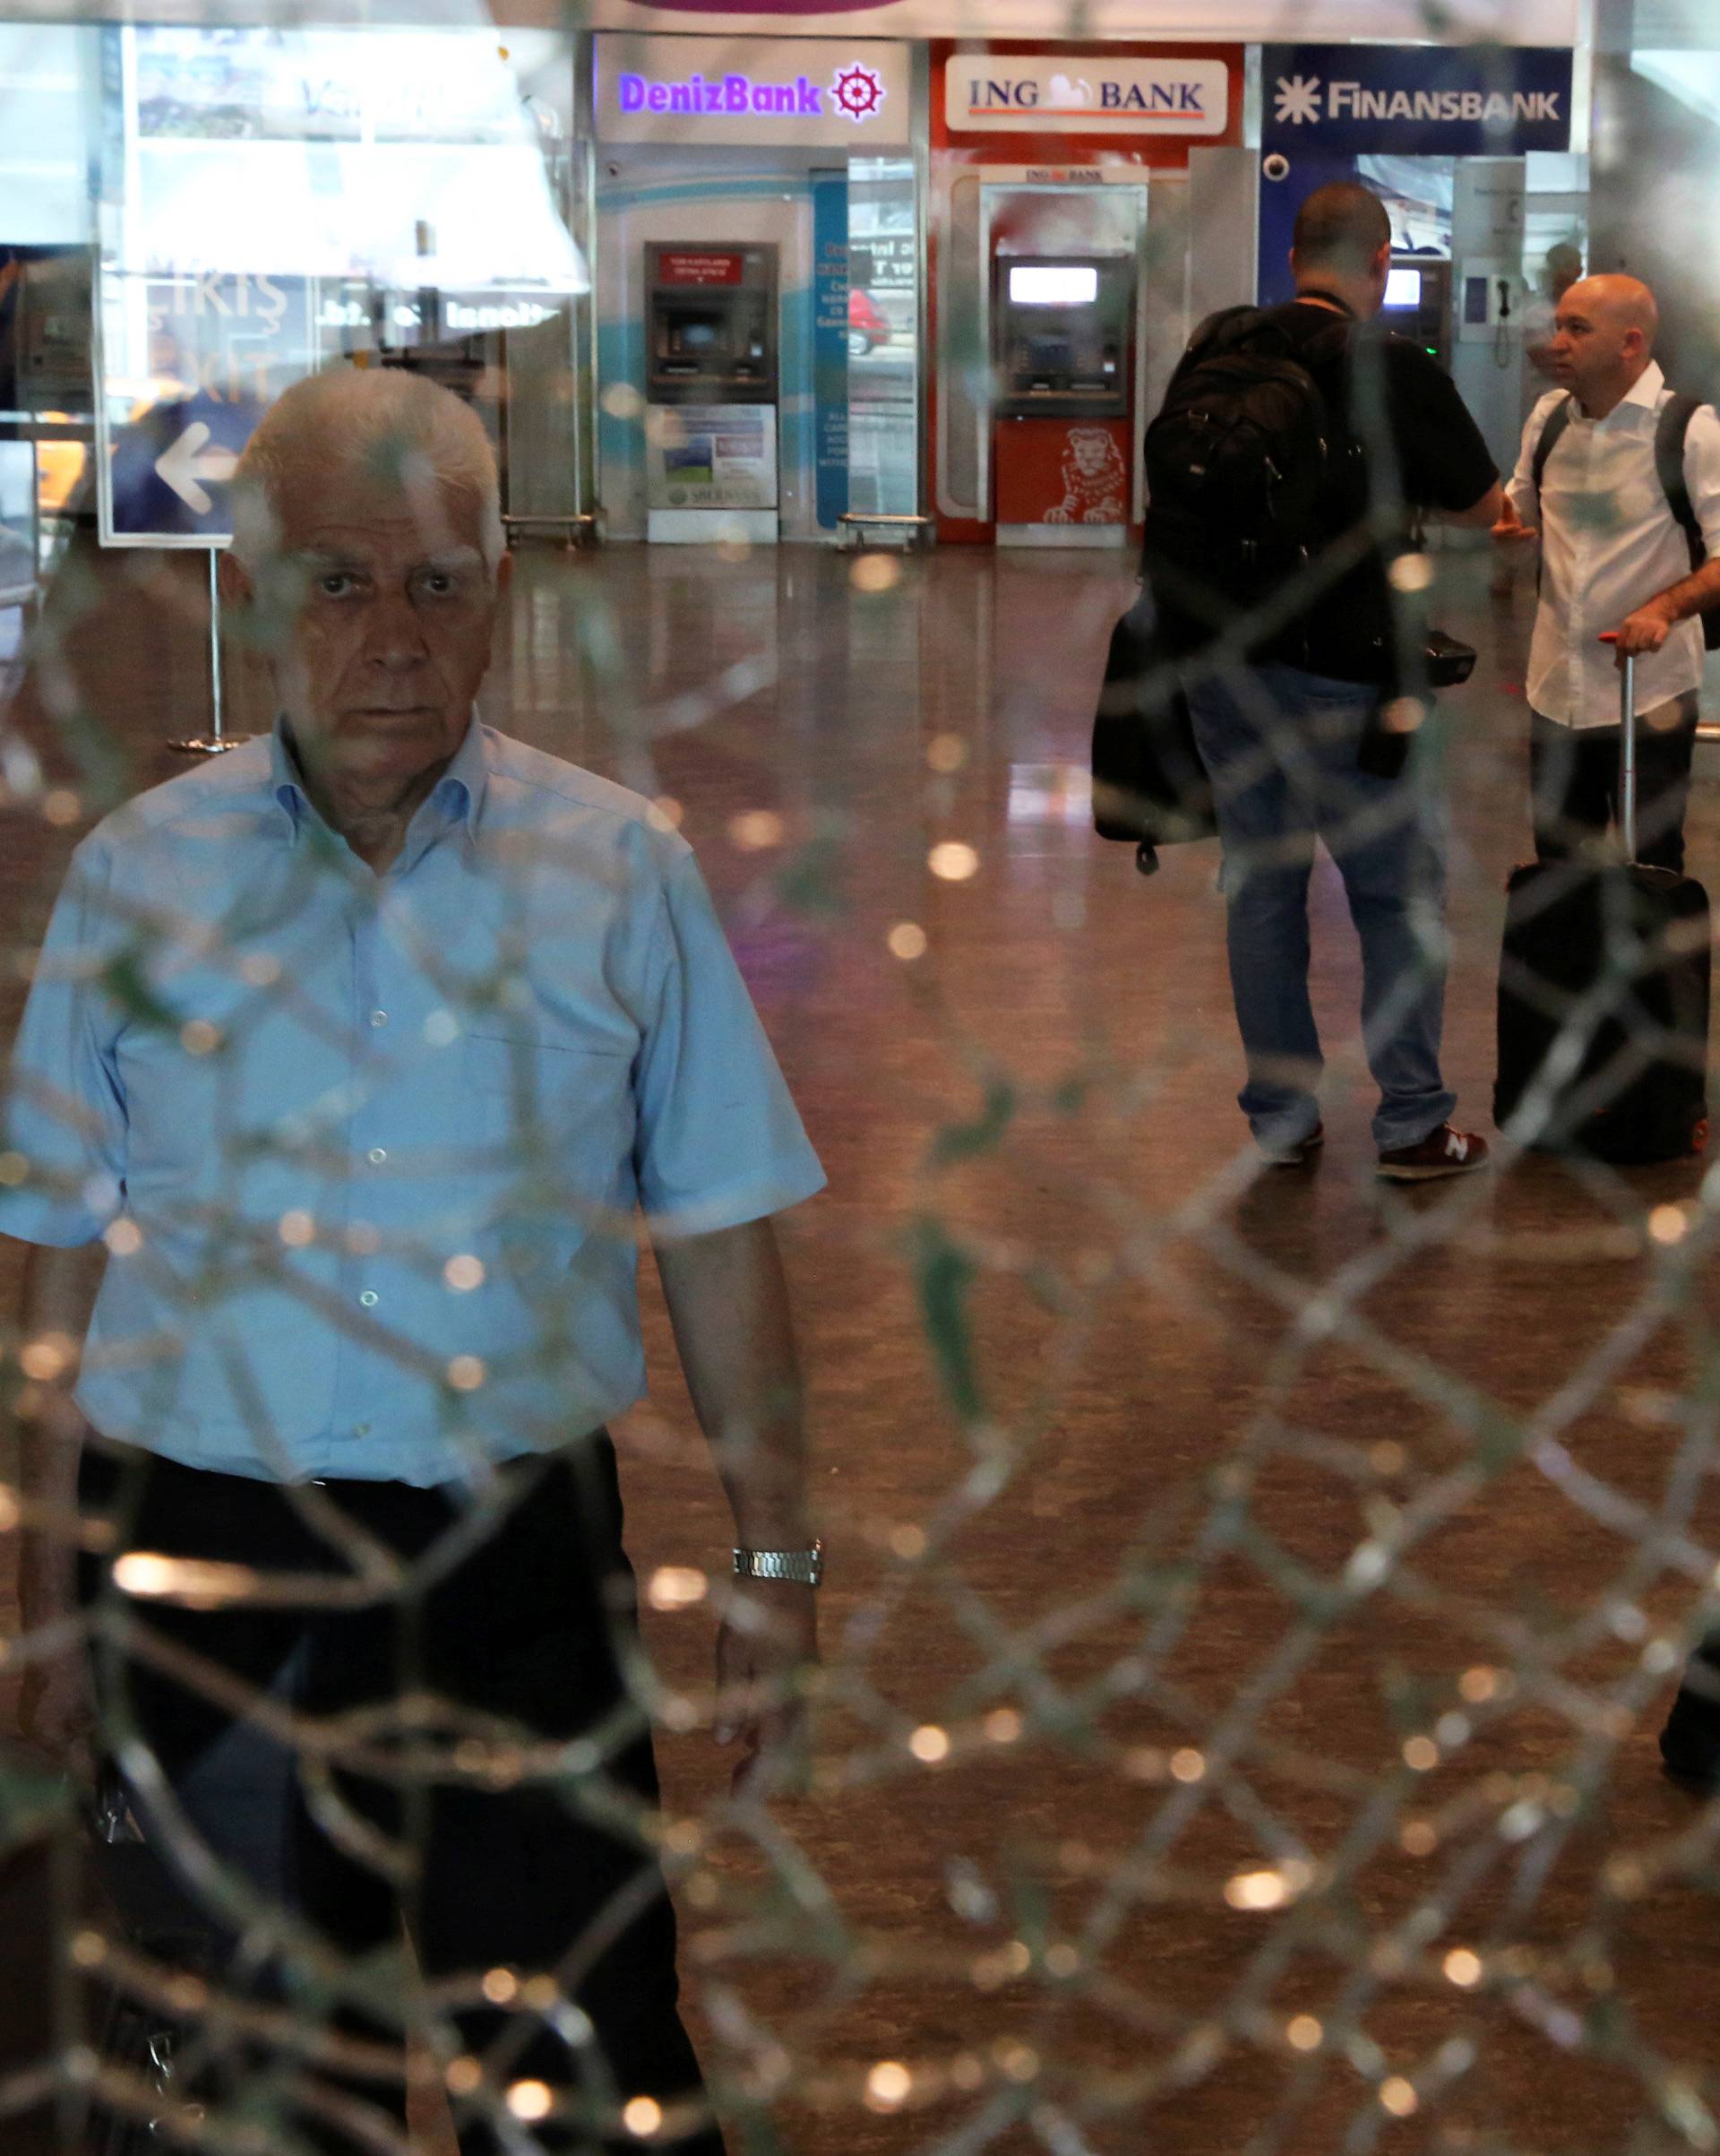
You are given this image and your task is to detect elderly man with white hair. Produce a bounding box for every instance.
[2,364,825,2152]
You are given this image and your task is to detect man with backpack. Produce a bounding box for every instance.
[1143,182,1502,1179]
[1492,274,1720,874]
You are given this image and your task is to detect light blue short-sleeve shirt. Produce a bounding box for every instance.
[0,719,825,1486]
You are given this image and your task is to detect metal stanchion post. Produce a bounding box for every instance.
[168,548,249,756]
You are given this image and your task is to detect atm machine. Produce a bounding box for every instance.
[992,255,1136,543]
[1381,255,1453,369]
[642,242,778,544]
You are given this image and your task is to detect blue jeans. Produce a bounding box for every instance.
[1186,664,1456,1154]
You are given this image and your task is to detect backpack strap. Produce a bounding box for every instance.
[1531,394,1574,513]
[1165,306,1263,397]
[1656,392,1705,572]
[1186,304,1260,349]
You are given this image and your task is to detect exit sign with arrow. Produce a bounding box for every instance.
[97,271,315,548]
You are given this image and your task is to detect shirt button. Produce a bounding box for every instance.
[354,1421,372,1436]
[369,1010,388,1029]
[359,1289,379,1308]
[367,1147,387,1165]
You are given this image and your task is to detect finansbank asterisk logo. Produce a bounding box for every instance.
[1274,73,1323,126]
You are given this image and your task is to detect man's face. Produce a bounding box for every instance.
[236,459,509,792]
[1549,282,1638,403]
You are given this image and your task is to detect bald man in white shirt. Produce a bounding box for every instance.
[1494,275,1720,872]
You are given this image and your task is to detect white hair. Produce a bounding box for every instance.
[231,363,506,573]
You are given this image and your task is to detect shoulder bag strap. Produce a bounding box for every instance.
[1531,394,1574,514]
[1529,395,1574,594]
[1656,391,1704,572]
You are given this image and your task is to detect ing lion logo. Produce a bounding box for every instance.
[1044,427,1126,524]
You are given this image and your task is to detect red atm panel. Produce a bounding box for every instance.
[993,416,1131,527]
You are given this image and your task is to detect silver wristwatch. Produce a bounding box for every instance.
[733,1538,823,1588]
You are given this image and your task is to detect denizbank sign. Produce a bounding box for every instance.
[1261,43,1572,155]
[946,54,1229,136]
[598,36,909,147]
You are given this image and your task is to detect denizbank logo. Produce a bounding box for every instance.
[1261,44,1572,155]
[945,54,1228,135]
[598,37,908,145]
[617,58,885,123]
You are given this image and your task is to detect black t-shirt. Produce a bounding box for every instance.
[1251,301,1498,686]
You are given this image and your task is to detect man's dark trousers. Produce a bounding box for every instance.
[1529,694,1700,873]
[79,1436,727,2155]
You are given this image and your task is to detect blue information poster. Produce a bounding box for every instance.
[812,172,849,532]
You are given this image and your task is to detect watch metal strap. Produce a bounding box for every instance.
[733,1539,823,1587]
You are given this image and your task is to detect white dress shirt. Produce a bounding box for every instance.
[0,718,826,1486]
[1506,361,1720,729]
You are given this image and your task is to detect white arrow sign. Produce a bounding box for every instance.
[154,421,239,515]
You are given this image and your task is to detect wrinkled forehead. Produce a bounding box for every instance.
[266,453,487,560]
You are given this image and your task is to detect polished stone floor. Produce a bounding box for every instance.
[4,535,1720,2154]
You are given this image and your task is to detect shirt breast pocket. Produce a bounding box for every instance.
[460,1024,635,1174]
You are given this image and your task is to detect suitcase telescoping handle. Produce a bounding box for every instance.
[1597,632,1638,863]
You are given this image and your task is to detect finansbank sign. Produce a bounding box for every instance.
[1261,42,1572,155]
[598,36,908,147]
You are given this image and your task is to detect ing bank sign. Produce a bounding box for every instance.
[946,54,1229,136]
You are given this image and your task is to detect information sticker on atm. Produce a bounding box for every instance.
[658,252,744,288]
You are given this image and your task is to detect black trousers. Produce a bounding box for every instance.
[1529,698,1700,874]
[78,1438,727,2156]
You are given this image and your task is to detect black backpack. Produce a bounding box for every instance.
[1532,389,1720,649]
[1142,304,1352,621]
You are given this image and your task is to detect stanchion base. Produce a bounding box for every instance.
[167,736,254,757]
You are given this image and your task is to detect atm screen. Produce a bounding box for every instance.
[1009,264,1099,308]
[1384,268,1423,310]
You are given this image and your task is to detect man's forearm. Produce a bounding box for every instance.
[11,1237,104,1625]
[1645,555,1720,627]
[652,1217,811,1548]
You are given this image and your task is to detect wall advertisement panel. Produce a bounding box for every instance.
[94,22,585,548]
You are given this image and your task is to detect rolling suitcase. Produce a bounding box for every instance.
[1494,641,1711,1163]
